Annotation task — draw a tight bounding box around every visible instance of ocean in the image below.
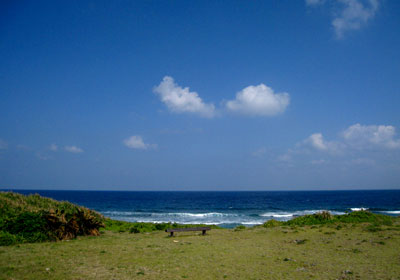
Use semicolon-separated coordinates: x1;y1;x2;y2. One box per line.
7;190;400;228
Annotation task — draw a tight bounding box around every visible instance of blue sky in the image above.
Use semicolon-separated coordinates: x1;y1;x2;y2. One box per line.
1;0;400;190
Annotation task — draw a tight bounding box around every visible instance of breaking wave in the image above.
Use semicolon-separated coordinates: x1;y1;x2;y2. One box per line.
100;209;359;227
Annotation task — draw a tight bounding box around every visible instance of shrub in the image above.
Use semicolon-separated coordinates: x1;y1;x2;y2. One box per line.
336;211;393;226
0;192;105;245
285;211;334;226
0;231;18;246
262;219;283;228
259;210;395;228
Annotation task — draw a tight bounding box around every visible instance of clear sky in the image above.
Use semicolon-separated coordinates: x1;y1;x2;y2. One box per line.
1;0;400;190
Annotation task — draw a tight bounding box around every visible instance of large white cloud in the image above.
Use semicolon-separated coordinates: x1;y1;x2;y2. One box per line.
342;123;400;149
332;0;379;38
65;146;84;153
226;84;290;116
123;135;156;150
154;76;215;118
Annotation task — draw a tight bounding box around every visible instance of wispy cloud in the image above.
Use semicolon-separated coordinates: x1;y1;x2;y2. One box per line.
65;146;84;153
226;84;290;116
123;135;157;150
306;0;380;38
333;0;379;38
154;76;215;118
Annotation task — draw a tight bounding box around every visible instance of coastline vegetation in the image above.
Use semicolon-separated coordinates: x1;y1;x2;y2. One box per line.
0;191;105;245
0;192;219;245
260;210;394;228
1;192;400;279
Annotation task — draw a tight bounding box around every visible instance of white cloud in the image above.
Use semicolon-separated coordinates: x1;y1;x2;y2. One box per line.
302;123;400;153
123;135;156;150
306;0;324;6
333;0;379;38
302;123;400;154
307;0;380;38
0;139;8;150
308;133;328;150
342;123;400;149
49;144;58;151
65;146;84;153
304;133;343;154
226;84;290;116
154;76;215;118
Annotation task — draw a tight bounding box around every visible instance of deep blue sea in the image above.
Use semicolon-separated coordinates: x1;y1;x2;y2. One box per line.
5;190;400;228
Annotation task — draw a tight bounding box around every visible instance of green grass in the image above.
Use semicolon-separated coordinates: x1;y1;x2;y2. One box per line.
2;192;400;279
1;221;400;279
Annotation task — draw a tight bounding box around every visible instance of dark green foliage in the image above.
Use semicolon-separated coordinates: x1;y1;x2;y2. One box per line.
260;210;395;228
4;212;49;243
336;210;393;225
0;231;18;246
285;211;333;226
0;191;105;246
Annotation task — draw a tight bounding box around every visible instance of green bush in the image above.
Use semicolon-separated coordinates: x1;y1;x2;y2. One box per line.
259;210;395;228
286;211;334;226
0;192;105;245
262;219;283;228
336;211;393;225
0;231;18;246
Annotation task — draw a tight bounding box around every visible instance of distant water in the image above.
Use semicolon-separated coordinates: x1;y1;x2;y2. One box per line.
5;190;400;228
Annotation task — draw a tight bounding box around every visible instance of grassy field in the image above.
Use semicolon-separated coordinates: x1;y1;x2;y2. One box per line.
1;222;400;280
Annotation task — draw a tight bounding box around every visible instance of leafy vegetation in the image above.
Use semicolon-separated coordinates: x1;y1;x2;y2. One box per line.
261;210;394;228
1;192;221;245
0;192;105;245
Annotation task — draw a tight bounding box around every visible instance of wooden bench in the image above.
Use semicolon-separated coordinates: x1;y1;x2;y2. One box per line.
165;227;211;237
